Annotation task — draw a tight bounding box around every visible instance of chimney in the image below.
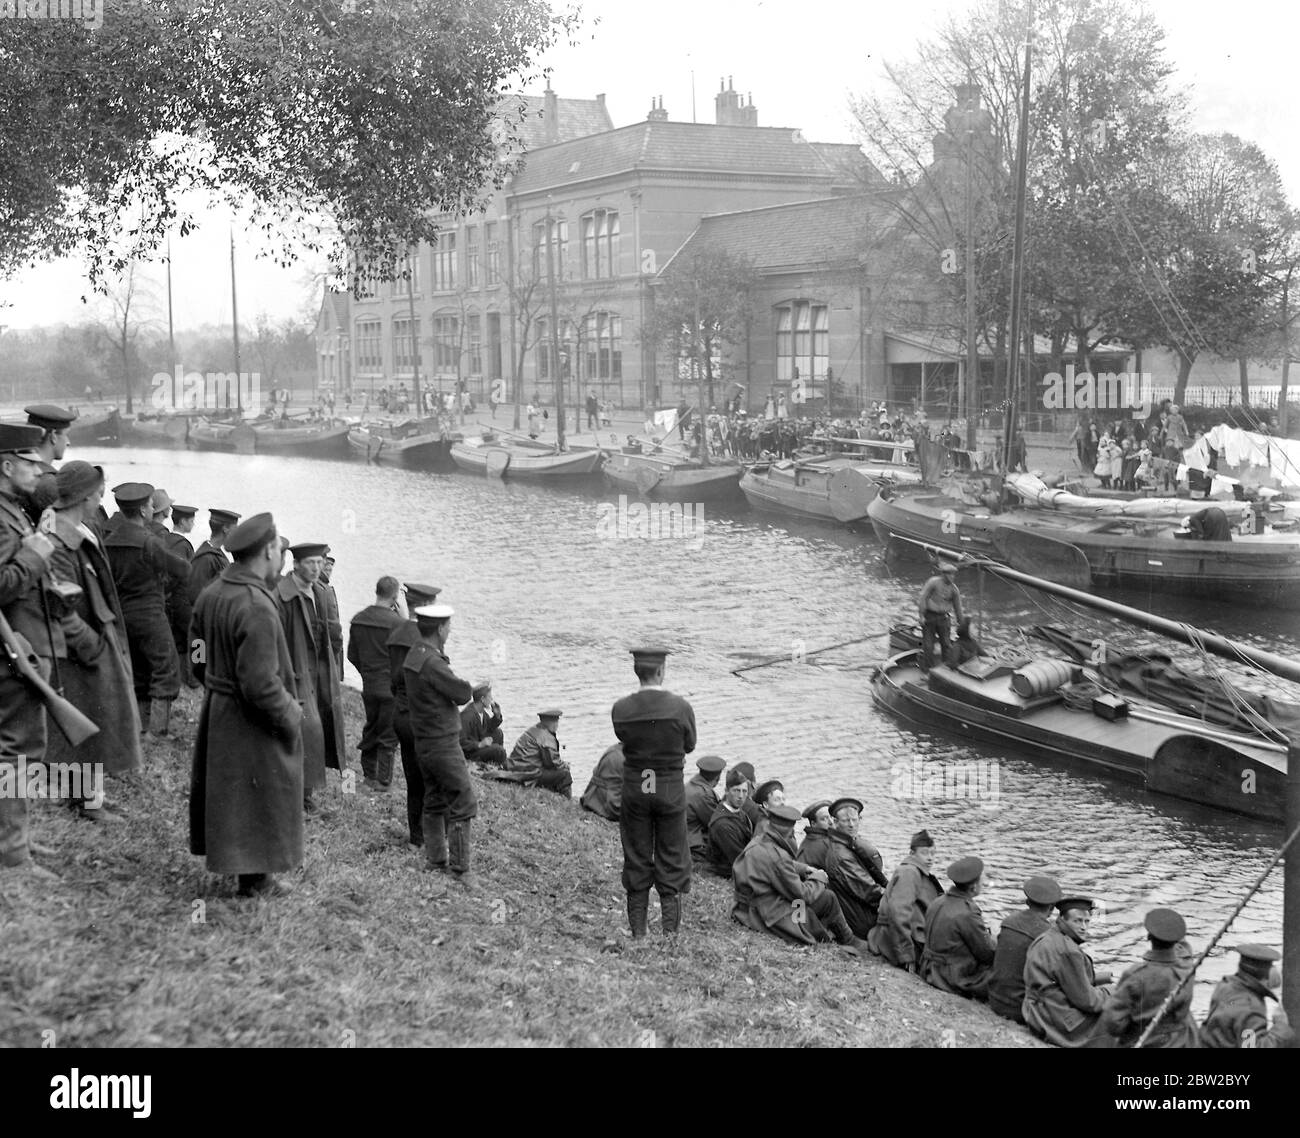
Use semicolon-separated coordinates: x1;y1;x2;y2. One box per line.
740;92;758;128
544;84;558;144
715;76;742;126
647;95;668;122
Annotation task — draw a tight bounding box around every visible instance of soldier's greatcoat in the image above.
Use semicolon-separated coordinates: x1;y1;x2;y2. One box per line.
1101;946;1199;1048
1021;920;1110;1046
867;853;943;968
921;889;998;998
187;541;229;605
988;908;1052;1023
188;563;304;874
684;773;717;859
275;575;345;789
580;744;624;820
731;826;824;946
1200;973;1294;1049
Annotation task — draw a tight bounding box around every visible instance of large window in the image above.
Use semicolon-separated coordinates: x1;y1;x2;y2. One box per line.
392;317;421;371
580;209;620;279
355;319;383;372
465;226;480;288
582;312;622;381
487;313;503;380
535;318;575;382
432;232;458;291
484;222;501;287
775;301;829;381
390;249;420;297
432;316;459;374
467;314;482;376
532;218;569;280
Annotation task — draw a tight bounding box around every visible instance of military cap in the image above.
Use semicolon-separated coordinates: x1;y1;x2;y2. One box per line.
753;779;784;805
801;799;833;821
53;461;104;509
537;708;563;720
947;856;984;885
1023;876;1063;906
404;582;443;606
829;797;864;819
325;554;336;564
732;761;756;784
170;504;198;518
288;542;329;560
725;768;749;789
910;828;935;850
24;404;77;431
766;803;801;827
938;560;958;573
696;754;726;774
471;681;492;698
1144;908;1187;943
279;536;292;551
629;645;671;665
413;603;455;622
209;508;241;528
1234;944;1279;979
225;513;278;556
0;423;46;458
1056;895;1094;914
112;481;154;506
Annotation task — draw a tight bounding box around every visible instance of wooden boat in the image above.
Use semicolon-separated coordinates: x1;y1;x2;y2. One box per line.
741;451;922;523
122;414;191;448
347;419;457;469
450;436;605;480
188;418;257;453
871;644;1286;824
67;409;123;446
867;487;1300;608
251;419;351;457
603;449;742;501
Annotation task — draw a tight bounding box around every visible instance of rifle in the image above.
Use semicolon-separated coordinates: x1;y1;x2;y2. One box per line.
0;609;99;747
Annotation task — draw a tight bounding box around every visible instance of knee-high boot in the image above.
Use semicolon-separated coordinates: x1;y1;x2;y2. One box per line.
447;819;473;884
660;892;682;936
627;890;650;939
424;814;448;870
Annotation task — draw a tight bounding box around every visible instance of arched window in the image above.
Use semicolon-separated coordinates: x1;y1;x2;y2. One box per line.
775;301;828;381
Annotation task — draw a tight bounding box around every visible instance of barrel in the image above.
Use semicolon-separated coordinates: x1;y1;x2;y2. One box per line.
1010;659;1078;697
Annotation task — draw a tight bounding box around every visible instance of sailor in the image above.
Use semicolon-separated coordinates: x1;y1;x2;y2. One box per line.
1100;908;1200;1048
347;576;406;792
579;743;625;821
988;876;1061;1023
504;710;572;796
868;829;943;971
751;779;785;839
23;404;77;517
820;797;889;937
1200;944;1294;1049
917;561;963;672
459;681;506;766
1021;893;1112;1046
684;754;726;863
705;769;753;878
386;582;442;848
612;646;696;938
318;553;344;673
920;856;997;999
188;509;241;605
732;760;761;826
796;800;834;867
167;504;199;687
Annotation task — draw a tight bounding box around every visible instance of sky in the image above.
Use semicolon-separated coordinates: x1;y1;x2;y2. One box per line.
1;0;1297;334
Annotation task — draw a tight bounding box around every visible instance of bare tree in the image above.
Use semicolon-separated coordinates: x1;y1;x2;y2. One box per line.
96;264;161;414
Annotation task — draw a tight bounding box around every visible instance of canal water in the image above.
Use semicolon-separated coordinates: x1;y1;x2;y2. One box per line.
82;444;1300;1016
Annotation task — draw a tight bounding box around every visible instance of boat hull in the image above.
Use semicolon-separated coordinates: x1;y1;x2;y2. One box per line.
122;417;191;448
348;427;455;469
451;441;604;479
188;421;256;453
603;452;742;500
252;422;351;457
740;456;919;522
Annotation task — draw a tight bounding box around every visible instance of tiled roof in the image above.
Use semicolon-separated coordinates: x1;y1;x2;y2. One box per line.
663;195;892;274
499;93;615;151
510;121;855;193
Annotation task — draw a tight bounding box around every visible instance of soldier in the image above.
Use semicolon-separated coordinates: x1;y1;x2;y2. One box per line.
705;770;753;878
404;603;476;881
612;646;696;938
1201;944;1294;1049
167;503;199;687
503;710;572;796
751;779;785;839
819;797;889;937
188;512;304;898
921;856;998;999
988;876;1062;1023
47;462;141;823
187;509;240;606
684;754;725;864
579;743;625;820
103;482;190;736
318;553;343;674
459;681;506;766
347;576;405;792
0;423;61;879
24;404;77;518
386;582;442;848
868;829;943;971
1101;908;1200;1048
1022;893;1112;1046
796;800;834;866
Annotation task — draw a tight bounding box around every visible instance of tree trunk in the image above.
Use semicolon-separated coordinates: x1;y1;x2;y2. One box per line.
1238;355;1250;407
1173;348;1195;407
1280;354;1290;435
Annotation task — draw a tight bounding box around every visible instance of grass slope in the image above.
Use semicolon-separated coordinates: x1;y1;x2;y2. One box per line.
1;688;1040;1048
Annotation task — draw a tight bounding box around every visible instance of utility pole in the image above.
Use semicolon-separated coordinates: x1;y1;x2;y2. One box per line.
545;207;566;450
406;250;421;417
167;237;177;412
230;230;242;415
964;85;978;450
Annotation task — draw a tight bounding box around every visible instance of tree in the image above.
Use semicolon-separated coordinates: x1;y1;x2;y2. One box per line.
96;265;161;414
0;1;580;288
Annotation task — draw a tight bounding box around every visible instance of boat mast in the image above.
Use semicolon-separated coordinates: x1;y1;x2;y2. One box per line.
963;77;978;451
229;229;242;416
167;236;176;412
406;248;421;418
696;280;710;466
1002;27;1032;473
545;203;566;451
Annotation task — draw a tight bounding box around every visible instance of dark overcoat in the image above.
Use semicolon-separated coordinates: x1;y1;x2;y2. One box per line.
189;562;304;875
273;576;333;789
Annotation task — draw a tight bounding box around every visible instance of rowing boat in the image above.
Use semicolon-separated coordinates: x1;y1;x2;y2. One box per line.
450;437;605;480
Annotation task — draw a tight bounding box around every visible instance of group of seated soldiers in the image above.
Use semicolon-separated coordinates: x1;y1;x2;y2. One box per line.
579;751;1292;1049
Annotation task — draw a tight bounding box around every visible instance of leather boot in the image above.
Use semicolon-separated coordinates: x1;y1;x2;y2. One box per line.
626;890;650;939
660;892;682;936
424;814;448;870
147;698;171;737
447;819;473;885
826;909;869;957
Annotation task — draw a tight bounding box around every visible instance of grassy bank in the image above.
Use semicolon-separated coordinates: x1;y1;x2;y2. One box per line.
1;688;1039;1048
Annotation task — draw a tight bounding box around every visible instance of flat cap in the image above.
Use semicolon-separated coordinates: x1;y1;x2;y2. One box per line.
537;708;563;720
404;582;443;606
1144;908;1187;943
696;754;726;774
208;508;241;528
150;488;172;512
829;797;864;818
1023;876;1063;905
753;779;784;805
413;603;454;621
801;799;833;821
1056;895;1094;914
288;542;329;560
766;803;801;826
24;404;77;430
732;761;756;784
947;856;984;885
910;828;935;850
170;504;198;518
471;681;492;698
0;423;46;458
629;645;671;666
53;461;104;509
225;512;277;556
112;481;154;506
938;560;958;573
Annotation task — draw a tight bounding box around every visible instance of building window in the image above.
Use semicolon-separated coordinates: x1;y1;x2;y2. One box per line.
432;232;458;291
532;218;568;280
390;249;421;297
467;314;482;376
431;316;459;374
582;312;622;381
487;313;503;380
535;318;575;382
355;319;383;372
466;226;480;288
775;301;828;382
485;222;501;287
392;316;421;372
580;209;620;279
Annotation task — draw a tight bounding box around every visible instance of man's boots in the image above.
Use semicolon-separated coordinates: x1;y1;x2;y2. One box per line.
826;909;869;958
660;892;682;936
627;890;650;939
447;819;473;885
424;814;448;871
147;699;171;737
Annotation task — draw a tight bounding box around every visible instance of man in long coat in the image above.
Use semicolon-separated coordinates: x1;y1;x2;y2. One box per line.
1101;908;1200;1048
503;710;572;796
386;582;442;847
820;797;888;937
579;743;625;820
868;829;942;970
920;856;998;999
347;575;405;790
189;513;303;898
163;499;198;687
1022;894;1112;1046
47;461;142;821
988;876;1061;1024
1201;944;1293;1049
684;754;725;863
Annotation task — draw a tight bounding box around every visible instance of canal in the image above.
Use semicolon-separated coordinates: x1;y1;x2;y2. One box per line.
82;444;1300;1015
